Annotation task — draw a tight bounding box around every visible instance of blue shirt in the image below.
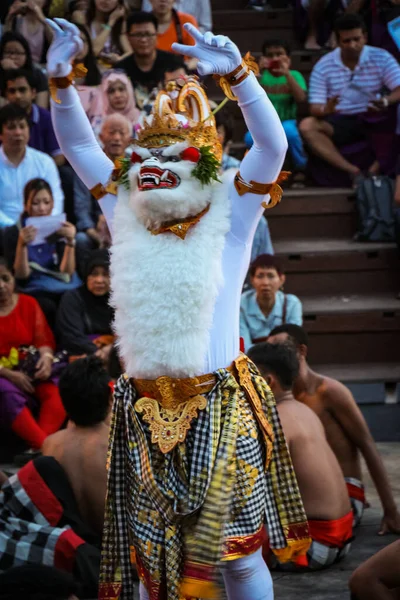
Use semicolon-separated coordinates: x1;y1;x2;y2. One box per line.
240;289;303;352
251;217;274;263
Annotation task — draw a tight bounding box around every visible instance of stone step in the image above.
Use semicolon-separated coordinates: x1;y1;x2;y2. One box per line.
212;9;296;49
302;294;400;364
275;238;400;296
268;187;357;239
314;362;400;383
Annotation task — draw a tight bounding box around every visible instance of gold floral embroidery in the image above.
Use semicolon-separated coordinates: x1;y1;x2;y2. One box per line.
135;395;207;454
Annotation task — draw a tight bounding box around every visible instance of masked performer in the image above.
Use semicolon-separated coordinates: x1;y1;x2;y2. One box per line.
46;19;310;600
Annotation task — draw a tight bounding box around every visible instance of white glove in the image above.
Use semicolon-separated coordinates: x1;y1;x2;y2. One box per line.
172;23;242;77
46;18;83;78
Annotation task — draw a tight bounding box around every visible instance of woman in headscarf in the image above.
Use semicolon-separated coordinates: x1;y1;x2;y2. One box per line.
87;69;140;140
56;249;115;362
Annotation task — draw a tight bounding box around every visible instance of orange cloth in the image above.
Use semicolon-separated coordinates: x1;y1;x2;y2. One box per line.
156;11;198;54
346;481;366;504
307;511;353;548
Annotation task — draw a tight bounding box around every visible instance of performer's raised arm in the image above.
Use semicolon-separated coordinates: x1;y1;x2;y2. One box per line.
46;19;116;228
173;25;288;239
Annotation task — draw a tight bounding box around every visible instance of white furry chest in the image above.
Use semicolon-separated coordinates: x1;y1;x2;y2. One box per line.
110;185;231;378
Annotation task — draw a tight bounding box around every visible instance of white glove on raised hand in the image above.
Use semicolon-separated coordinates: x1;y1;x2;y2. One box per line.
46;18;83;78
172;24;242;77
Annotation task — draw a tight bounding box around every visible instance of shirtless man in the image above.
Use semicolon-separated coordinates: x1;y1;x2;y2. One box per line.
267;324;400;535
249;342;353;570
42;356;112;536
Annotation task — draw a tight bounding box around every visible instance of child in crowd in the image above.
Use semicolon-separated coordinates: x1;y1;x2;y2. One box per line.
245;39;308;179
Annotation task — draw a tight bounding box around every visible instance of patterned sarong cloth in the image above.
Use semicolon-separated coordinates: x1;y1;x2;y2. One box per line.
99;355;310;600
345;477;366;528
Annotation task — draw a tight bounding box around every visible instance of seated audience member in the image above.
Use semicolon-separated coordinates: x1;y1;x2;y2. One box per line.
0;565;80;600
267;324;400;534
0;31;48;108
249;342;353;570
74;113;129;264
63;23;101;113
56;249;114;360
115;11;185;109
298;0;341;50
148;0;197;57
349;539;400;599
0;462;101;598
0;258;66;451
3;178;80;327
4;0;53;66
73;0;130;69
0;104;64;228
43;356;112;536
142;0;212;33
240;254;303;352
300;14;400;184
245;39;307;177
3;69;65;165
87;69;140;139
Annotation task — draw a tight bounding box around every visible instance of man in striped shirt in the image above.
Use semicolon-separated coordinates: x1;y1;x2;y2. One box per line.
299;13;400;181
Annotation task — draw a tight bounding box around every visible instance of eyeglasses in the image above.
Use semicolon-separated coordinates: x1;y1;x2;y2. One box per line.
128;32;157;39
3;50;26;57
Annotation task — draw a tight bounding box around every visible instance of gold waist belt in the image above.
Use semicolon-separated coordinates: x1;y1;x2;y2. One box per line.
132;365;235;454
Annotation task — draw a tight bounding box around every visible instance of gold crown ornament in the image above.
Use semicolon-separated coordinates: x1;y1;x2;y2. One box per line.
135;76;223;164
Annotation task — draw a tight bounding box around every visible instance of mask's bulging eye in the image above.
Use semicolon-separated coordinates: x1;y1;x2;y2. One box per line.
180;147;201;163
130;152;142;164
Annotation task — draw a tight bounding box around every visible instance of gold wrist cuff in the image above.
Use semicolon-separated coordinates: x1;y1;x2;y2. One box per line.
234;170;290;209
213;52;259;102
49;62;88;104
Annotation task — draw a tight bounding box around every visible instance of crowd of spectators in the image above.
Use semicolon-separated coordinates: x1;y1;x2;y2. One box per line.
0;0;400;598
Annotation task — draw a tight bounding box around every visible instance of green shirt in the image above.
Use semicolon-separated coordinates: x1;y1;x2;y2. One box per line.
260;69;307;122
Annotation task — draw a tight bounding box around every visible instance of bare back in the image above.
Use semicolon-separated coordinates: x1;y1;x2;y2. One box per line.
42;422;109;535
278;398;351;521
296;374;362;480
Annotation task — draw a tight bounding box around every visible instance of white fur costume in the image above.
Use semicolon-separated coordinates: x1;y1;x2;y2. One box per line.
48;26;287;380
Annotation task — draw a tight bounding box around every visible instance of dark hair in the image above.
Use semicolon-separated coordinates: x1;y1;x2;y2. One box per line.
86;0;125;54
24;178;53;206
0;31;34;71
0;103;29;133
85;248;110;280
0;256;12;273
269;324;309;347
58;356;111;427
215;110;234;144
262;38;291;56
334;13;367;37
73;23;101;86
249;253;283;277
248;342;299;390
0;564;79;600
4;68;36;91
127;10;158;31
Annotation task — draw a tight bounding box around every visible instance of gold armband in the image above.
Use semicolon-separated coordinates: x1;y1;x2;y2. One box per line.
234;170;290;209
213;52;259;102
49;62;88;104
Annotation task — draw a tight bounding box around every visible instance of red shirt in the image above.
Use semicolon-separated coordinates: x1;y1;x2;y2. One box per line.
0;294;55;356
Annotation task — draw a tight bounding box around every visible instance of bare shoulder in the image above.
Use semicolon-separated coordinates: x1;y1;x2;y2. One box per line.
42;429;66;456
321;376;356;407
278;399;324;436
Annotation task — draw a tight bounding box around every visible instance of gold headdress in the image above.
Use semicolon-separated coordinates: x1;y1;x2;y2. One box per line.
136;77;223;163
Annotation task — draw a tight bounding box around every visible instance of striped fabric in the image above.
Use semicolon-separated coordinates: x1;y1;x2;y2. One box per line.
99;357;309;600
309;46;400;114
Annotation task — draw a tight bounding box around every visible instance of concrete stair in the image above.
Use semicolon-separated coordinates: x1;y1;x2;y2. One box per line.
270;187;400;405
